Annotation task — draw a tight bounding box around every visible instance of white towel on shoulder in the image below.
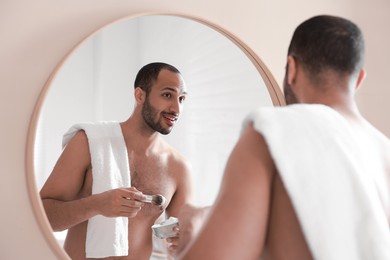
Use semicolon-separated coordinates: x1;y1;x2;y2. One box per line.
243;104;390;260
63;121;131;258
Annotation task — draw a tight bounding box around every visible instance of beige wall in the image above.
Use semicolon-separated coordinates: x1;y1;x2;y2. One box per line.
1;0;389;259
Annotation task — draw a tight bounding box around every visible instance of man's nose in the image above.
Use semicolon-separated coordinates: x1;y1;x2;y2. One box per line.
169;99;181;114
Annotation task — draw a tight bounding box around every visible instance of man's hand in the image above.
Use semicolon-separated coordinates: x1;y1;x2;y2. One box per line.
97;186;147;218
166;204;210;256
166;226;180;256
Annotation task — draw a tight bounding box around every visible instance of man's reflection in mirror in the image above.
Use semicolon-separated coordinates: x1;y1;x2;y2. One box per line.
40;62;193;259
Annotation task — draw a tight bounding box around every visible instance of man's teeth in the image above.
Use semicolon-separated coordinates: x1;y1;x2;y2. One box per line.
164;115;177;121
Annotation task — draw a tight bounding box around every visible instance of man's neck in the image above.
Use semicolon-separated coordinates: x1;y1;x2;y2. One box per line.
303;73;363;120
120;116;160;153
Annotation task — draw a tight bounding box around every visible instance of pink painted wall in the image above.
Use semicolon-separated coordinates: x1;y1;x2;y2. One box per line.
1;0;389;259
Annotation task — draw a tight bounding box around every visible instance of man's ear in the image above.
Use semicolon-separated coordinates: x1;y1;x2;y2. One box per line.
287;55;297;86
134;87;145;104
355;69;366;90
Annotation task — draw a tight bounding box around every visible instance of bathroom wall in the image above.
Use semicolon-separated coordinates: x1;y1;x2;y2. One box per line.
1;0;389;259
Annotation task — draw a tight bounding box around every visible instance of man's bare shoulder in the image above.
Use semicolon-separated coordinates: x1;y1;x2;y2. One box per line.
168;149;191;181
158;138;189;167
155;138;192;193
65;129;89;149
40;129;92;200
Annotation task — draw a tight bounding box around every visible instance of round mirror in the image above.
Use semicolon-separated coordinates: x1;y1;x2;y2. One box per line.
27;13;284;259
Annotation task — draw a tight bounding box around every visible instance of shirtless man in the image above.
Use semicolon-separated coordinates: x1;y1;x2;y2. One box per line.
40;62;193;260
176;15;390;259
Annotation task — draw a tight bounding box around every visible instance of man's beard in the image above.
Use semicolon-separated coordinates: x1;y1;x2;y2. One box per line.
141;97;172;135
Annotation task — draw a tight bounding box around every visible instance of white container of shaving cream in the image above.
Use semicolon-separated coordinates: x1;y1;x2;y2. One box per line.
151;217;179;239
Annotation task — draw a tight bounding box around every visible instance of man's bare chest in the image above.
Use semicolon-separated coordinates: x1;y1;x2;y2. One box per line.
129;153;174;191
129;154;176;214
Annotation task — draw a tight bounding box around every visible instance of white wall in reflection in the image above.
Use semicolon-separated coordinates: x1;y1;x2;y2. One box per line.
34;16;274;244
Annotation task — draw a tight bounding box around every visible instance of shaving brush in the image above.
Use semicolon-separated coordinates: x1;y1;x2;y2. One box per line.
141;194;167;206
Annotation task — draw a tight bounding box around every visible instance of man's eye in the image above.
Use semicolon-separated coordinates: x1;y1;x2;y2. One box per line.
179;96;186;103
163;93;172;98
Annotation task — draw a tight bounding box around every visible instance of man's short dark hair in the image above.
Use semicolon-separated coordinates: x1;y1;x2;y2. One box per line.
134;62;181;94
288;15;365;82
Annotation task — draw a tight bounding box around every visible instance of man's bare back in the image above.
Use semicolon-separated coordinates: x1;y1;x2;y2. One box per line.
177;117;390;259
177;15;390;259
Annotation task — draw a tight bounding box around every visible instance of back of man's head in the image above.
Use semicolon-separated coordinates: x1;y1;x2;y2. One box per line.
288;15;365;82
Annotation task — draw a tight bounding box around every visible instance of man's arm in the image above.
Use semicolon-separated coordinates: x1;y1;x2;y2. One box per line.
177;123;276;259
40;131;145;231
164;156;194;255
174;204;210;255
165;157;194;218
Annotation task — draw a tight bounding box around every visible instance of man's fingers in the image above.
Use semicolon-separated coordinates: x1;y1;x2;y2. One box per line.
168;244;178;254
130;192;147;202
119;206;142;213
167;237;179;245
121;187;147;201
173;226;180;233
118;204;143;217
122;198;144;208
167;241;179;256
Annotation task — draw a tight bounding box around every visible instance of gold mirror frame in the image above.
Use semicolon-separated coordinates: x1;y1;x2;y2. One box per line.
25;12;285;259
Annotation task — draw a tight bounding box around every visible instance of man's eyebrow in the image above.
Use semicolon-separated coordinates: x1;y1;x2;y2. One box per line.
162;87;188;95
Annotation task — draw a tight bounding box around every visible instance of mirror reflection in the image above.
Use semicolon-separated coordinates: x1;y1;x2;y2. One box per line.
34;15;278;259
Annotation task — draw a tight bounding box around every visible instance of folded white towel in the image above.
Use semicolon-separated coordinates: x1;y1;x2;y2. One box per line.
63;121;131;258
244;104;390;260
